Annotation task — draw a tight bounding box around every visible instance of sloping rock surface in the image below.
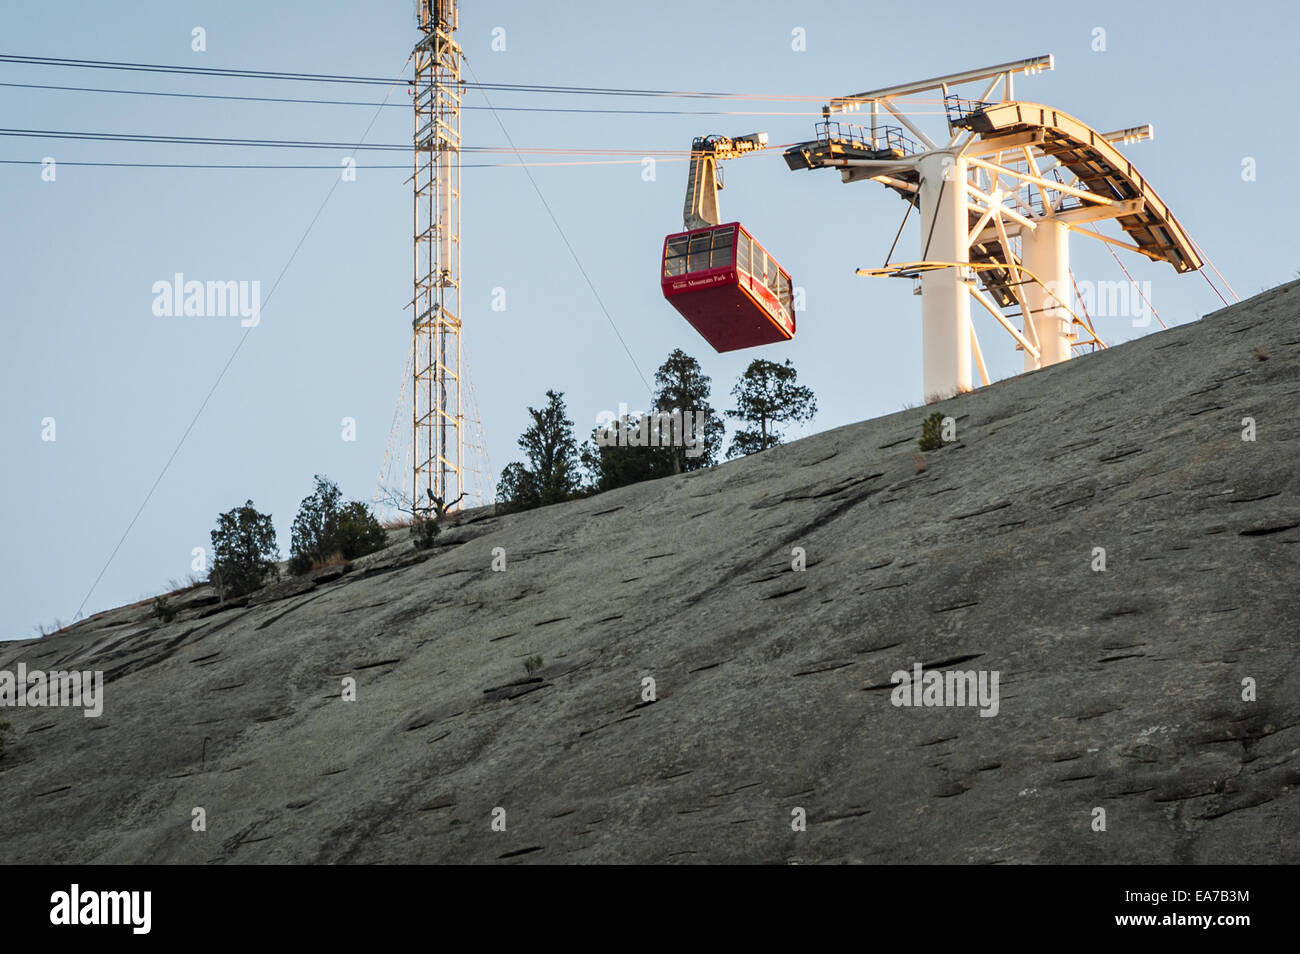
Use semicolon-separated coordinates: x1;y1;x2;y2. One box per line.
2;282;1298;863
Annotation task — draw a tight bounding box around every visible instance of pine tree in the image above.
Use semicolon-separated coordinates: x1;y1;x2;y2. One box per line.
209;500;280;599
653;348;719;472
498;390;581;511
289;476;342;574
496;462;541;514
579;415;674;493
289;476;387;573
725;358;817;458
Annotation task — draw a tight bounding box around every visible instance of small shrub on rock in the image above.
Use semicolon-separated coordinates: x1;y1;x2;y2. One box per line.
410;516;440;551
919;412;945;452
153;596;178;622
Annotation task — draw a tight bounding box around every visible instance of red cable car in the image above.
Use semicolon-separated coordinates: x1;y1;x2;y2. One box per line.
661;222;795;353
660;132;796;353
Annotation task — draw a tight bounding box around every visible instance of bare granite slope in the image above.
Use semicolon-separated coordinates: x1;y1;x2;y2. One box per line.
2;282;1298;864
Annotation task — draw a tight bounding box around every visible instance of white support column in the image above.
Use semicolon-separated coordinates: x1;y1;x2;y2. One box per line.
917;151;972;398
1019;219;1072;370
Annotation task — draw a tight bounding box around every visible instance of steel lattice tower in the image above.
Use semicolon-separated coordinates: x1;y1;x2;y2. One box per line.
412;0;463;515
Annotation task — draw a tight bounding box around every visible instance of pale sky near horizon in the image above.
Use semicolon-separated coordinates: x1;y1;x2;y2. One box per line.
2;0;1296;638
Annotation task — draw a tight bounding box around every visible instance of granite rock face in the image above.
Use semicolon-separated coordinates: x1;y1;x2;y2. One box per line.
2;282;1298;864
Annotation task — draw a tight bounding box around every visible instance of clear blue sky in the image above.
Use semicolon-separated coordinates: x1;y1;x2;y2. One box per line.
2;0;1296;638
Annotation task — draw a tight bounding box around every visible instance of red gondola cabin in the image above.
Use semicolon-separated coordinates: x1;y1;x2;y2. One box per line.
661;223;795;352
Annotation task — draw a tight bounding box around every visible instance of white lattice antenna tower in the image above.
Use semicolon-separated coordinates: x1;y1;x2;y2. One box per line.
412;0;464;514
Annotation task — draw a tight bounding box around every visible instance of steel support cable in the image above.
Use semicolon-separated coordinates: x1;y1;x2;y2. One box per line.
462;54;652;400
1106;241;1167;328
0;53;958;108
0;80;826;116
1187;236;1239;304
883;199;914;266
920;175;946;262
0;128;714;154
1199;267;1230;308
0;129;798;162
0;157;693;169
1068;267;1102;347
72;53;414;622
375;348;414;511
1076;223;1169;329
0;53;831;100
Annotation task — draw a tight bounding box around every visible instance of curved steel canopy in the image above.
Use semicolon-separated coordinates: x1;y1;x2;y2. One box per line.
954;101;1202;273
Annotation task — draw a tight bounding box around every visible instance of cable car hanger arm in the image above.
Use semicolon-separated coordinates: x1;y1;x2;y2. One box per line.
681;132;767;230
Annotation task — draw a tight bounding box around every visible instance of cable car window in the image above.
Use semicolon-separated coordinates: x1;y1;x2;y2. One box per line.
687;232;712;272
777;273;792;313
710;227;734;268
736;231;752;275
663;236;689;277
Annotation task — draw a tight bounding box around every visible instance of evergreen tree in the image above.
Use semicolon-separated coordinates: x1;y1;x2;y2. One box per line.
497;390;580;511
725;358;817;458
289;476;342;574
496;461;541;514
579;415;674;493
209;500;280;598
289;476;387;574
653;348;719;472
334;500;389;559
